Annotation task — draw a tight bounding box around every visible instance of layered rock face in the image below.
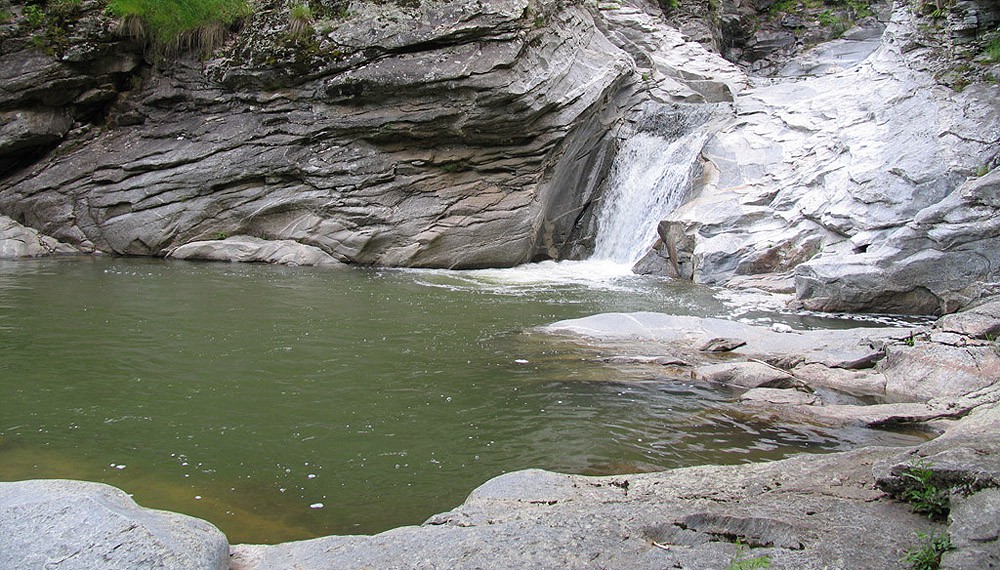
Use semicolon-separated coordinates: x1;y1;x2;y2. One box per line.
660;1;1000;314
0;0;739;269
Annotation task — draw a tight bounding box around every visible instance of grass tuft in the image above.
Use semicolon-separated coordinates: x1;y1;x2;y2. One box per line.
106;0;252;56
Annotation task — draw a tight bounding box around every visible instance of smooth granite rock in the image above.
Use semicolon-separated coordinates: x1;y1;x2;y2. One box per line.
168;235;344;267
0;479;229;570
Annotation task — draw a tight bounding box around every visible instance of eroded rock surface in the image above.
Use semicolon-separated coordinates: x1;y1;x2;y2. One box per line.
657;2;1000;314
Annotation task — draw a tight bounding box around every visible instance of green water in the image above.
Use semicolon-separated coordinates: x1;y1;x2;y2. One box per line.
0;257;926;543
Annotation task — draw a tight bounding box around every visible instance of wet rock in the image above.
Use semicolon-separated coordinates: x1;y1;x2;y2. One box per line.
168;236;344;267
739;387;821;406
599;355;691;366
0;479;229;570
541;312;905;368
692;361;802;389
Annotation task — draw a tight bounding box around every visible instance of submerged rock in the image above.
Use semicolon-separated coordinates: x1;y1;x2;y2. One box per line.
0;479;229;570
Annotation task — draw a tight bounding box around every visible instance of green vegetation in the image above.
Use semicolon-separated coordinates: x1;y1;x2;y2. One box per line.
23;4;46;28
769;0;823;15
899;460;950;520
726;540;772;570
900;533;953;570
288;3;314;37
986;35;1000;62
16;0;86;54
106;0;251;55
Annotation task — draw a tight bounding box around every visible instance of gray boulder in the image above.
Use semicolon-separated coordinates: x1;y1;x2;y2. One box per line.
796;170;1000;315
0;479;229;570
879;340;1000;402
0;215;77;258
942;488;1000;570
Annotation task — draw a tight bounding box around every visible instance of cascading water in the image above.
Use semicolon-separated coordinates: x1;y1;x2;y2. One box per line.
412;114;712;290
590;130;706;267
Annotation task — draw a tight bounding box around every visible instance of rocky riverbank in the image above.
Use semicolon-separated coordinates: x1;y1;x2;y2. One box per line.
3;298;998;569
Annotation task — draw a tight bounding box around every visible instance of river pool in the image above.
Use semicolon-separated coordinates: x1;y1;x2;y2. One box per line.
0;257;927;543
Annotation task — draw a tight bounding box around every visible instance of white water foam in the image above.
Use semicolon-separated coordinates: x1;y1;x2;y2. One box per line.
409;259;640;294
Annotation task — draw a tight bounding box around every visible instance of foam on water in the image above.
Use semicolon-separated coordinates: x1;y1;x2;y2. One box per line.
409;259;638;294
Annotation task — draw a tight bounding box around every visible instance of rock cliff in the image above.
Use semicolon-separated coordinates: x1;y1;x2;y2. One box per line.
0;0;997;311
0;0;739;269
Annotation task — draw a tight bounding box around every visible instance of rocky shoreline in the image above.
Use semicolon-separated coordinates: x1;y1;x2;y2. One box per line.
3;297;998;569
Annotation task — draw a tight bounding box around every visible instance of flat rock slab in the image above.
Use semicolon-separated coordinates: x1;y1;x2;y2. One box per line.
692;361;801;389
168;236;344;267
231;446;947;569
0;479;229;570
540;312;904;367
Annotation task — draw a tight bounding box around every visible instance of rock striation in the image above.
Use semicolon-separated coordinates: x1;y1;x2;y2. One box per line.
168;235;344;266
0;0;739;269
658;0;1000;314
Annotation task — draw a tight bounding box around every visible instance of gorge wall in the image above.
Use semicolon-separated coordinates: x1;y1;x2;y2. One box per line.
0;0;998;313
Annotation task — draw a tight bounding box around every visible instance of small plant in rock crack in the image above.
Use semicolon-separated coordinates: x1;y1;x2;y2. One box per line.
726;539;771;570
900;532;953;570
900;460;950;520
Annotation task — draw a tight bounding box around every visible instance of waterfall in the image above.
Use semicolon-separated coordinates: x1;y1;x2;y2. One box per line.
590;131;705;267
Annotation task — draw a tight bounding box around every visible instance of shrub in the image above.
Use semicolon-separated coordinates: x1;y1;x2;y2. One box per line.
900;532;953;570
106;0;252;55
899;460;950;520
